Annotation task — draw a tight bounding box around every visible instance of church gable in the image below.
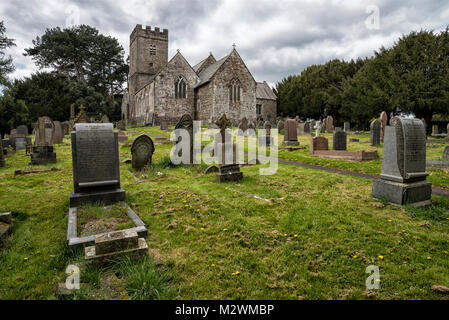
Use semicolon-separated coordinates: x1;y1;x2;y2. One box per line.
210;49;257;123
193;53;217;75
153;51;200;123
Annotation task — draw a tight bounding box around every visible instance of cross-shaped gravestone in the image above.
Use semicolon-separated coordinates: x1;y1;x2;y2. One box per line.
215;114;232;144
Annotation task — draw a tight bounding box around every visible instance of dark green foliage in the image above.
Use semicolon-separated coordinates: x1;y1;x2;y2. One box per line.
0;21;15;86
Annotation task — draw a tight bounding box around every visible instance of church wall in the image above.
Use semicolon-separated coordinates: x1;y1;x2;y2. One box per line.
196;83;214;124
257;98;277;122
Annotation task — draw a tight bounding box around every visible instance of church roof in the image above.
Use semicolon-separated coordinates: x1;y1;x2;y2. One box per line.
195;54;230;88
256;81;277;100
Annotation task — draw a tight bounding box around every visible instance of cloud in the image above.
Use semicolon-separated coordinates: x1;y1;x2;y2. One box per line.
1;0;448;87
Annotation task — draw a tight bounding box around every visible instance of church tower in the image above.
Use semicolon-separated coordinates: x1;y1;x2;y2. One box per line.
129;25;168;120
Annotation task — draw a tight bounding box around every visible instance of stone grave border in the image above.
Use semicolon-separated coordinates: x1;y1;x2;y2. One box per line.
67;201;147;251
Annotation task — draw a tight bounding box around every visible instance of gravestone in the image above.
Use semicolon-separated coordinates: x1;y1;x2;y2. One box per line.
277;120;284;133
117;120;126;131
372;117;431;206
310;120;316;135
380;111;388;142
215;114;243;183
259;121;273;146
31;117;57;165
297;122;304;136
370;119;381;146
325;116;334;133
310;136;329;155
174;114;194;164
344;122;350;132
238;117;248;132
70;123;125;207
304;122;311;135
62;122;70;136
282;119;299;146
53;121;64;144
432;125;438;135
74;105;91;124
333;129;347;151
248;121;256;131
443;146;449;159
0;138;5;167
131;134;155;170
160;121;168;130
16;125;28;136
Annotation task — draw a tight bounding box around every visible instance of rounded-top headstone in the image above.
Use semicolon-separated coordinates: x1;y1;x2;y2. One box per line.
131;134;155;170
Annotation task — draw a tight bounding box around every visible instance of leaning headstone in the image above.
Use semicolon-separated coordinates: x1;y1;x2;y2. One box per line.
215;114;243;183
432;125;438;136
31;117;57;165
380;111;388;142
344;122;350;132
52;121;64;144
282;119;299;146
333;128;347;151
70;123;125;207
370;119;381;146
310;136;329;155
443;146;449;159
372;117;431;206
0;139;5;167
238;117;248;132
131;135;155;170
174;114;194;164
277;120;284;133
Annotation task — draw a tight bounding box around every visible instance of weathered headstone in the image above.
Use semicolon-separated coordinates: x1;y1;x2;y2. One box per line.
238;117;248;132
31;117;57;165
344;122;350;132
160;121;168;130
62;122;70;136
333;128;347;151
380;111;388;142
372;117;431;206
16;125;28;136
174;114;194;164
117;120;126;131
259;121;273;146
70;123;125;207
131;134;155;170
443;146;449;159
52;121;64;144
74;105;91;124
432;125;438;135
101;115;110;123
248;121;256;131
297;122;304;136
215;114;243;183
310;136;329;155
325;116;334;133
370;119;381;146
282;119;299;146
304;122;311;135
277;120;284;133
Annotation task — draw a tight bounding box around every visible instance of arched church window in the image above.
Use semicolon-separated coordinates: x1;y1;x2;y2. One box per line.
175;76;187;99
229;79;241;102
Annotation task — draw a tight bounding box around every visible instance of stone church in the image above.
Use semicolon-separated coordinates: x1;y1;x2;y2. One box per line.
121;25;277;126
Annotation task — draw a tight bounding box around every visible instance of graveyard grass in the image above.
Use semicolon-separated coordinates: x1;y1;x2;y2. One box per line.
0;129;449;299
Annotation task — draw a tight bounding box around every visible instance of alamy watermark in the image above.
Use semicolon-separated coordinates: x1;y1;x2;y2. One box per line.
65;264;80;290
365;265;380;290
365;5;380;30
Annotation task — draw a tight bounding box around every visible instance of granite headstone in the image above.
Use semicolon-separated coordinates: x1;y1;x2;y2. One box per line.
131;134;155;170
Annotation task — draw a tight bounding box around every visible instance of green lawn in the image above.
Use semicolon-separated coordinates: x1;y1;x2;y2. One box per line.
0;129;449;300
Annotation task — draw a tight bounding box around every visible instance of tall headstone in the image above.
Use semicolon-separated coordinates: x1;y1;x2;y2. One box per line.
174;114;194;164
16;125;28;137
282;119;299;146
215;114;243;183
131;134;155;170
297;122;304;136
333;129;347;151
277;120;284;133
304;122;311;135
344;122;350;132
70;123;125;207
432;125;438;135
325;116;334;133
31;117;57;165
0;138;5;167
380;111;388;142
53;121;64;144
372;117;431;206
310;136;329;155
370;119;381;146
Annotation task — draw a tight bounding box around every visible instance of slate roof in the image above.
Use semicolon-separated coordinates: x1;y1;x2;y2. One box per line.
256;81;277;100
195;54;230;88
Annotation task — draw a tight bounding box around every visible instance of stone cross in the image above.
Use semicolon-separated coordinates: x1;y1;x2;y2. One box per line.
314;120;322;137
215;114;232;144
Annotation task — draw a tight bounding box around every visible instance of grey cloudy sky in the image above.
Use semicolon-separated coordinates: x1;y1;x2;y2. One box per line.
2;0;449;87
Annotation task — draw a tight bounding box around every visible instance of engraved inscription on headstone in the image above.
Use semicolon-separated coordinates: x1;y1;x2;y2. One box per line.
131;134;155;170
333;130;347;151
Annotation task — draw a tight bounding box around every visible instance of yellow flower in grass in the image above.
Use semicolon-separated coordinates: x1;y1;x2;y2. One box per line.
427;256;432;260
223;228;228;231
24;257;29;261
294;234;298;238
388;219;392;222
378;255;384;260
353;255;358;259
200;227;204;231
211;264;215;267
192;218;196;222
231;271;240;276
